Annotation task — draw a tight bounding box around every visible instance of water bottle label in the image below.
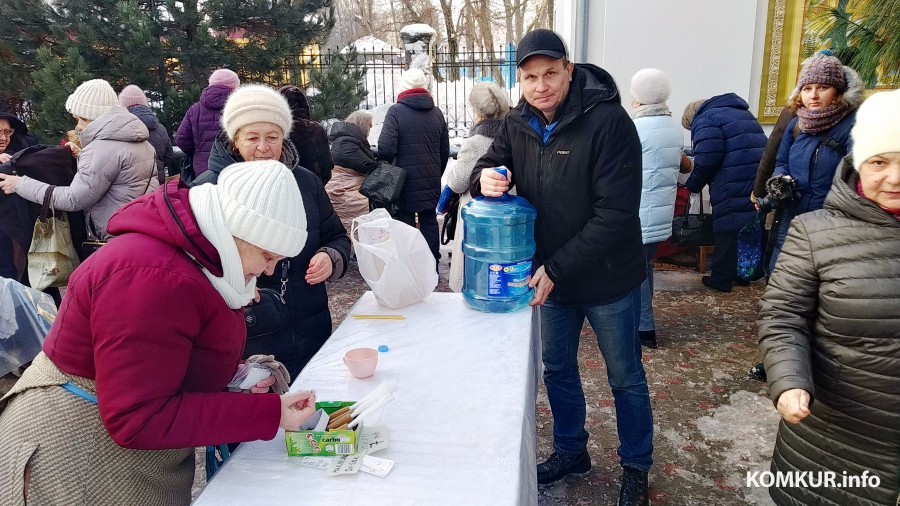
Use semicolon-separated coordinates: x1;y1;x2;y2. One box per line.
487;260;533;297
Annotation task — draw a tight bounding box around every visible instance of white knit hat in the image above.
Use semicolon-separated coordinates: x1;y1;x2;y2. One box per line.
221;84;293;140
851;89;900;171
216;161;307;257
66;79;118;120
630;68;671;105
398;68;429;93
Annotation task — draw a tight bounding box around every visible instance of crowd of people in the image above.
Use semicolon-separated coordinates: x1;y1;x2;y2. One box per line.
0;26;897;506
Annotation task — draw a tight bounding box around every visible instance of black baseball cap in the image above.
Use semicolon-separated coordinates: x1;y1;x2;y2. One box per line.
516;29;568;67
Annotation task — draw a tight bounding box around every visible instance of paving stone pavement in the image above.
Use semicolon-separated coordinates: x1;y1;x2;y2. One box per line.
2;252;781;505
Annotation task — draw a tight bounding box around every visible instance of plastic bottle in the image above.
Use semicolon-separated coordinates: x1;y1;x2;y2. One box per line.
461;167;536;312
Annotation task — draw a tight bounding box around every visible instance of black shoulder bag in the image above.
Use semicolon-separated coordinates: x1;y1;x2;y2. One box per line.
244;260;292;352
671;194;715;247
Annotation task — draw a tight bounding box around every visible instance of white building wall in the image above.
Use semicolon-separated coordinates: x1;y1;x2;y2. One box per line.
555;0;773;140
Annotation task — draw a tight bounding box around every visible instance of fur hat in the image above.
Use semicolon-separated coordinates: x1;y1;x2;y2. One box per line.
118;85;149;108
65;79;118;120
398;68;430;93
795;50;846;93
468;82;511;120
209;68;240;90
630;68;671;105
681;99;706;130
216;160;307;258
851;89;900;171
221;84;293;140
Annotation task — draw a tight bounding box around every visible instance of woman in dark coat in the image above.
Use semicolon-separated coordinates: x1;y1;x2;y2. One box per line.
0;103;39;279
767;51;863;272
759;89;900;506
377;68;449;261
682;93;767;292
119;85;173;182
278;85;334;185
193;84;350;378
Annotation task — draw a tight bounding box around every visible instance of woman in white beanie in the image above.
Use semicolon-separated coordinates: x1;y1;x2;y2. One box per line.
629;68;691;348
192;83;350;379
0;78;158;244
0;161;318;505
443;82;511;292
759;89;900;506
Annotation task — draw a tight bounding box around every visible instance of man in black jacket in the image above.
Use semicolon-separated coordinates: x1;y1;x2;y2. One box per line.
471;29;651;505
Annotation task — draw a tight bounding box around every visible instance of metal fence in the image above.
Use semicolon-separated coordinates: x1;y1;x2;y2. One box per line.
277;45;520;137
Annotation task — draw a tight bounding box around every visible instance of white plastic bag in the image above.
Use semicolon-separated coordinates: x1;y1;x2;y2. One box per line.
350;208;438;309
0;277;57;376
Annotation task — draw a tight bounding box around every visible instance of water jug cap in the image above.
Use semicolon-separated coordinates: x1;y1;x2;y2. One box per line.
493;167;508;180
378;345;389;352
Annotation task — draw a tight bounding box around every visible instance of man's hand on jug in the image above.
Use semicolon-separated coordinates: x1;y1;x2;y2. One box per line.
479;168;510;197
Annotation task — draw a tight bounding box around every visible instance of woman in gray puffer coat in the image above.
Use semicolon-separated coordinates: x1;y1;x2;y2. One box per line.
443;82;510;292
758;89;900;506
0;79;157;241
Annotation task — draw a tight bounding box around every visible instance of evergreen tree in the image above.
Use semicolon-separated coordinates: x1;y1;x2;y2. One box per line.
0;0;55;107
307;47;367;121
3;0;335;135
28;47;93;142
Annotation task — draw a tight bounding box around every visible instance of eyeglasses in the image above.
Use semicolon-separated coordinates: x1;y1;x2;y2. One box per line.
0;129;14;139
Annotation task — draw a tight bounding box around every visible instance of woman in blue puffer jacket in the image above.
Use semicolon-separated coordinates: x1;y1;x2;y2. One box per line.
767;51;863;273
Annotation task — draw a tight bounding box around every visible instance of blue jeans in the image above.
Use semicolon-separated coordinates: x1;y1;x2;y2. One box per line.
639;243;660;332
541;286;654;471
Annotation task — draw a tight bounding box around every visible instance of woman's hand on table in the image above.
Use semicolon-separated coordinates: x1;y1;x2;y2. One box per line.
279;390;317;430
776;388;810;424
305;252;332;285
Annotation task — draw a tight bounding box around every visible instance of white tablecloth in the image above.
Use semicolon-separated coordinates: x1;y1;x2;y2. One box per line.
194;291;540;506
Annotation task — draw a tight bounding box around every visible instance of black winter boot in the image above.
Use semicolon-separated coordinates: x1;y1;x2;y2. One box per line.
618;465;649;506
536;449;591;485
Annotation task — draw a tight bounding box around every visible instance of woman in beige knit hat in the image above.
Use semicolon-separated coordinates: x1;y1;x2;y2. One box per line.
189;83;351;379
0;78;158;244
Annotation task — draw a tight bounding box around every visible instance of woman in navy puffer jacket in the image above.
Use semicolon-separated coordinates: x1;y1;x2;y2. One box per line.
683;93;767;292
767;51;862;273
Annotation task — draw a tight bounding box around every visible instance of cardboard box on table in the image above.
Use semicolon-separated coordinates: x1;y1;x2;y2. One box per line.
285;401;362;456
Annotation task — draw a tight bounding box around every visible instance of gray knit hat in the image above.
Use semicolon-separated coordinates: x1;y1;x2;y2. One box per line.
630;68;671;105
66;79;118;120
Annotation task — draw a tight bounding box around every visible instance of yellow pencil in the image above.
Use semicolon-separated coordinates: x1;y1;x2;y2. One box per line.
349;314;405;320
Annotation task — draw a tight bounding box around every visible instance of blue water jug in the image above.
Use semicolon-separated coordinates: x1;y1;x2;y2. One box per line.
461;167;537;312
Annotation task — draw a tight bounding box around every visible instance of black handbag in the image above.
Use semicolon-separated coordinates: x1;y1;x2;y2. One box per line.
440;192;461;245
244;260;291;344
359;160;407;204
671;194;715;247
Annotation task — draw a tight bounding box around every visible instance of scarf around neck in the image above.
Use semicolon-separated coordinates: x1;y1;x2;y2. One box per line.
631;103;672;120
188;185;257;309
797;102;850;135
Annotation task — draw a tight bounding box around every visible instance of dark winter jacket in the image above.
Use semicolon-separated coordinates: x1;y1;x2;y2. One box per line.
378;89;450;213
127;105;173;183
280;86;334;185
471;64;645;305
175;85;232;177
202;135;351;378
752;107;796;199
329;121;376;175
773;112;855;217
685;93;766;233
759;159;900;506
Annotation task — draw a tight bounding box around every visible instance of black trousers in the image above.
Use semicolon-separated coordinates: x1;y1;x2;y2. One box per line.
395;210;441;261
708;231;739;290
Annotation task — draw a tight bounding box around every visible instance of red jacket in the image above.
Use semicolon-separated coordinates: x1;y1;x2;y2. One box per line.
43;181;281;450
